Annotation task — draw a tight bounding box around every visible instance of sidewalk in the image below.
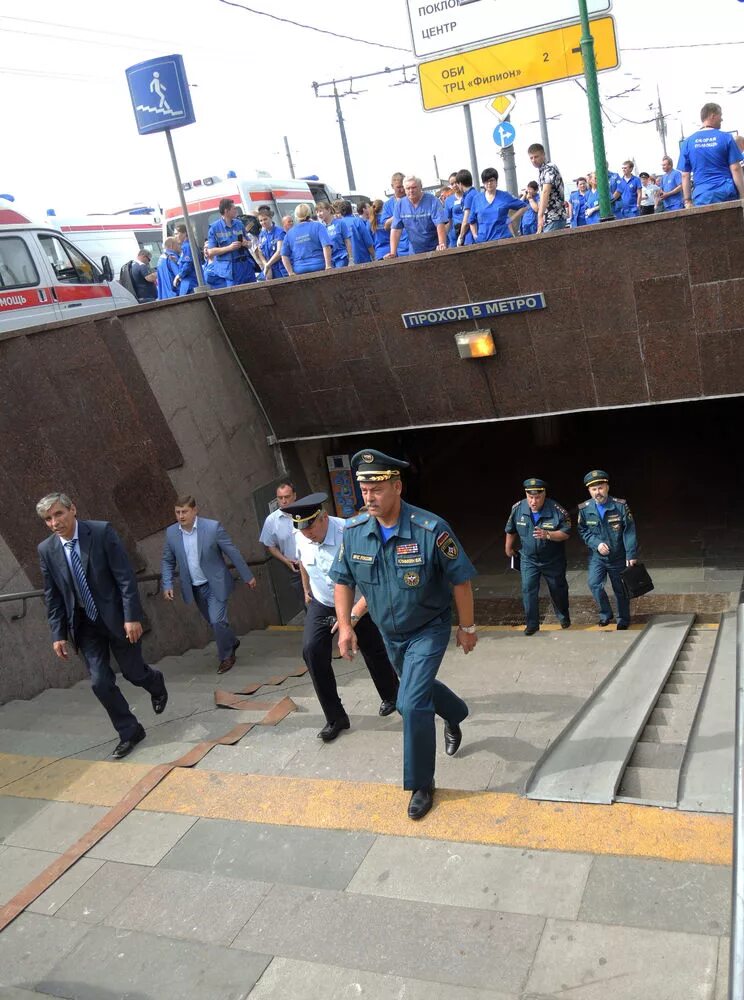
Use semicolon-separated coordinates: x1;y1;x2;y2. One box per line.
0;625;732;999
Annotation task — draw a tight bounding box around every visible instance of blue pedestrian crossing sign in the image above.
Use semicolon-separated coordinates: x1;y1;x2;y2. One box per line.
492;121;516;148
125;54;196;135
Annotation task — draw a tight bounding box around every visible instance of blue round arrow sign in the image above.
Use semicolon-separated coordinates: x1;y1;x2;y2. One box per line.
493;121;516;148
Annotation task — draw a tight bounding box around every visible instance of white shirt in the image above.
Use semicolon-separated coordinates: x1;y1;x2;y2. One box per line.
640;182;661;207
294;516;344;607
179;517;207;586
259;507;298;560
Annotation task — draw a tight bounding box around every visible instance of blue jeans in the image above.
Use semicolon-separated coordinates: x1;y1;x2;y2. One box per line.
543;219;568;232
192;583;237;661
383;612;468;790
587;556;630;625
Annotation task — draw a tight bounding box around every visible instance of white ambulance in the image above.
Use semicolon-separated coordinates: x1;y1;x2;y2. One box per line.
48;208;164;273
0;201;137;332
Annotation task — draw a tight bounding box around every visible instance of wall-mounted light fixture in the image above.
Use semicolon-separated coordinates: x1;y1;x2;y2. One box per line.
455;329;495;359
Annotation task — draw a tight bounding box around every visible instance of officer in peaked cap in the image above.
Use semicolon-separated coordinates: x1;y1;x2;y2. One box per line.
284;493;398;742
505;478;572;636
329;448;478;822
577;470;638;629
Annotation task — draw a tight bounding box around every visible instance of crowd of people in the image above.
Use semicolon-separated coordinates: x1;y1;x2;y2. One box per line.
122;100;744;303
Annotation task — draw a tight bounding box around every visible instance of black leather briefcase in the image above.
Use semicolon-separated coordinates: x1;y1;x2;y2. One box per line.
620;562;654;599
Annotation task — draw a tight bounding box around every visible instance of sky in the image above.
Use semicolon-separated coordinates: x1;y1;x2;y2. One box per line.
2;0;743;219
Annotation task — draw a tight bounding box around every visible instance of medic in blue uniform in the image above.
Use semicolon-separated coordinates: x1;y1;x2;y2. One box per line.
175;237;197;296
678;102;744;206
584;174;601;224
470;166;527;243
330;450;477;822
577;469;638;630
381;172;410;256
257;207;289;279
280;204;333;275
389;177;448;256
206;198;256;287
608;166;622;218
658;156;684;211
617;162;641;219
156;239;180;299
335;200;374;264
520;182;540;235
505;478;571;636
316;201;348;268
568;177;589;228
368;199;391;259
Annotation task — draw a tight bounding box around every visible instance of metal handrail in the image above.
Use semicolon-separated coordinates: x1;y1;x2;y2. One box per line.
0;559;272;622
731;601;744;1000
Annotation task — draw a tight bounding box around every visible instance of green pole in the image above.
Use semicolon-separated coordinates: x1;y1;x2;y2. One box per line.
577;0;613;220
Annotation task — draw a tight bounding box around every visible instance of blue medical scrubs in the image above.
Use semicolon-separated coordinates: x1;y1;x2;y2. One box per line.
176;239;197;296
577;496;638;626
505;498;571;631
659;168;684;211
339;215;373;264
381;196;409;256
281;220;333;274
584;189;600;223
156;249;179;299
608;170;622;217
324;218;349;268
444;193;459;248
678;128;742;204
391;193;447;254
470;190;524;243
520;199;538;235
569;190;588;227
368;220;390;259
617;175;641;218
330;500;475;791
258;225;288;278
207;216;256;287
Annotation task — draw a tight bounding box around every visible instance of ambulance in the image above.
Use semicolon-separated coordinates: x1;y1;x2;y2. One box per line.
47;207;164;273
0;200;137;332
162;172;318;244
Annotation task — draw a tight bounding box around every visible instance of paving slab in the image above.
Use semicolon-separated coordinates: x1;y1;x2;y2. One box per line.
232;883;544;992
579;854;731;936
0;913;91;991
347;836;592;919
27;858;104;916
249;957;518;999
158;817;375;890
105;867;270;945
36;924;271;1000
55;861;150;924
715;936;729;1000
0;847;60;906
0;731;101;758
525;917;718;999
4;801;108;853
86;810;197;866
0;796;50;843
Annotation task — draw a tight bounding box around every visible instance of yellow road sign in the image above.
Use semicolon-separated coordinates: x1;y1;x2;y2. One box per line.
487;93;517;122
419;16;619;112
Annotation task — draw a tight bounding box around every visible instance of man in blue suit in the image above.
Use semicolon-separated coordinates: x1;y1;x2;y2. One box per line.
37;492;168;760
161;495;257;674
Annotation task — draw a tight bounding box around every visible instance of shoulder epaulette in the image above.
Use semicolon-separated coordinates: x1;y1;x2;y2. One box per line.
611;496;627;505
578;500;591;509
345;512;370;527
511;500;522;510
409;511;438;532
554;502;569;516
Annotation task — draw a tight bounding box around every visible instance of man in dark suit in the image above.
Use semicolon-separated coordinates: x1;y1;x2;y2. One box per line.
36;492;168;759
161;495;257;674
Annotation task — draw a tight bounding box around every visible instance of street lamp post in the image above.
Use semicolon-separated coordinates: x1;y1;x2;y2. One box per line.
577;0;613;220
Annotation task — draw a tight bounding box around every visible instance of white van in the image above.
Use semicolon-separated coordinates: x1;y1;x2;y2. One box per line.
0;223;137;332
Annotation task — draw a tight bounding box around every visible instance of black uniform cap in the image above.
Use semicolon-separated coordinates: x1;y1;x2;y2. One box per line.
282;492;328;528
352;449;410;483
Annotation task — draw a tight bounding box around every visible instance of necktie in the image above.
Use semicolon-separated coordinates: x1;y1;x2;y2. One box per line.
65;540;98;621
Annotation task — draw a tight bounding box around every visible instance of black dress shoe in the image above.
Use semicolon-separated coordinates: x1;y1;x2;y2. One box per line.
524;625;539;636
151;688;168;715
598;618;614;627
112;726;145;759
379;700;397;717
560;619;571;629
444;721;462;756
616;622;629;631
317;717;350;742
408;784;434;820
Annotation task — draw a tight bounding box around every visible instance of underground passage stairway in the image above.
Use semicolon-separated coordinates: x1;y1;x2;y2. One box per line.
525;613;735;812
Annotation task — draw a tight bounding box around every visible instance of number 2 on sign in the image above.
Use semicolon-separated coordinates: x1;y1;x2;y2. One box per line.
543;52;549;61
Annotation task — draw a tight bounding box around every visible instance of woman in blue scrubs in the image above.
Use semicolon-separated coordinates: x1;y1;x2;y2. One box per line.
469;167;527;243
367;200;391;260
280;204;333;275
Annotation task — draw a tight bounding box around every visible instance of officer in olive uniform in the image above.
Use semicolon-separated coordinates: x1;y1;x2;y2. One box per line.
330;450;478;822
505;478;571;636
577;469;638;629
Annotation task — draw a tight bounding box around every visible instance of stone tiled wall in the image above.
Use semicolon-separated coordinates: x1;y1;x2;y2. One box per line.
210;202;744;441
0;298;281;703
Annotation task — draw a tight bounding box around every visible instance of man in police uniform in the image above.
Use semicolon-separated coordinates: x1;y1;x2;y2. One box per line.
286;493;398;742
577;470;638;630
330;450;477;821
505;478;571;636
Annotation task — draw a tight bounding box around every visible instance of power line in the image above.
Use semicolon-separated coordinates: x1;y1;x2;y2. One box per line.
620;41;744;51
216;0;412;52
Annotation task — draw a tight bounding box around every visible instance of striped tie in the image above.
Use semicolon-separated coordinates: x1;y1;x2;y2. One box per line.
65;540;98;621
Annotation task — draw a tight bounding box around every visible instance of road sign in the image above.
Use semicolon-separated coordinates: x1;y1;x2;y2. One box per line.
406;0;611;59
487;93;517;122
492;122;516;148
418;16;619;112
125;54;196;136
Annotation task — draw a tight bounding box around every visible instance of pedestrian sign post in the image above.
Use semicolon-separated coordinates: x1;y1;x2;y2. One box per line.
493;122;516;148
125;54;205;290
125;55;196;136
418;16;619;111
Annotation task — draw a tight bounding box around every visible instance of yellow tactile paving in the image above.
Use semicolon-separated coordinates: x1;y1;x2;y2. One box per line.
1;758;152;806
0;753;57;790
139;769;733;867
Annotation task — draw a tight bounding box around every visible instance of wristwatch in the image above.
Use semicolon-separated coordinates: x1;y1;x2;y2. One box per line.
350;614;359;624
459;624;477;634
